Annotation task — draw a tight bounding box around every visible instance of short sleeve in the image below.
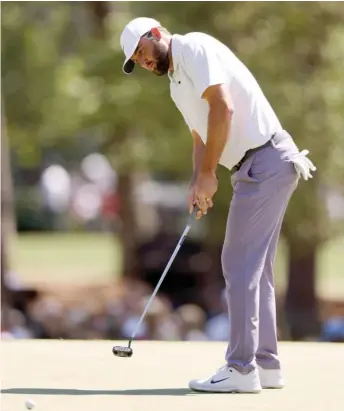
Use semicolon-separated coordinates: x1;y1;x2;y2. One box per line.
181;39;228;98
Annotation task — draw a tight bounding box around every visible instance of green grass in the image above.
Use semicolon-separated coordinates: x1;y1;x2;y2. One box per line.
8;233;344;299
10;233;122;286
2;341;344;411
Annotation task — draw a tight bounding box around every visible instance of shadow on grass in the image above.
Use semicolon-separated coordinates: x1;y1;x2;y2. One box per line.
1;388;197;396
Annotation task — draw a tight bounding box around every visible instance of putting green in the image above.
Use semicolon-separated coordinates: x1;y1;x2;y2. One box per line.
2;340;344;410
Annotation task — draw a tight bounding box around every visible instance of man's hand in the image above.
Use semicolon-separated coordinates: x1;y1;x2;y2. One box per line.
188;180;203;219
191;171;218;219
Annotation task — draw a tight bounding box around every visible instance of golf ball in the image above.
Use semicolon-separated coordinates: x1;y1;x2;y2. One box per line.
25;399;35;409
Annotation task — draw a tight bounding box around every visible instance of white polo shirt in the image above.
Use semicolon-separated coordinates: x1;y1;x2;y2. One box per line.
168;33;282;170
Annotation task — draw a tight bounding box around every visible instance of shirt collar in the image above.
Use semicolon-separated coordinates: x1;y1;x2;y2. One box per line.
169;34;184;78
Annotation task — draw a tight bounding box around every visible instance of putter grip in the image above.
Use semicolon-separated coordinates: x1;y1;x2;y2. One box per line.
190;205;200;219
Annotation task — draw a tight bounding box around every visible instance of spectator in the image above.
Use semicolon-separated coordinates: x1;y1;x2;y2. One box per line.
175;304;208;341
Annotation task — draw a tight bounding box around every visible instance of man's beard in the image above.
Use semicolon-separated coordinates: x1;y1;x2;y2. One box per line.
153;46;170;76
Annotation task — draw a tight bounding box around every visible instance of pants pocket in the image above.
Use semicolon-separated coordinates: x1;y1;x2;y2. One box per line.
231;156;259;192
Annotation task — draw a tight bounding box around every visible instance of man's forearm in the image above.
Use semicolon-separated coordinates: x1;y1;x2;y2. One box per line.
200;103;233;174
191;130;205;182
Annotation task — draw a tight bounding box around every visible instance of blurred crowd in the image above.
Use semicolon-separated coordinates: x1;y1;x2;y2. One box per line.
2;275;344;343
1;277;230;342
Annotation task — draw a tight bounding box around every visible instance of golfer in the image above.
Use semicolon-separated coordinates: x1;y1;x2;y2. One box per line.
120;17;316;393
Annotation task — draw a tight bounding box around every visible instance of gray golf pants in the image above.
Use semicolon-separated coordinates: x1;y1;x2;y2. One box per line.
223;130;300;372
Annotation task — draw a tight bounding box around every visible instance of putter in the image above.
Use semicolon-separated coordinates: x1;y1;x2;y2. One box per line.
112;206;200;358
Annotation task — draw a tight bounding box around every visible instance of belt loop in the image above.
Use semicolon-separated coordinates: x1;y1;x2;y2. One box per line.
272;130;290;145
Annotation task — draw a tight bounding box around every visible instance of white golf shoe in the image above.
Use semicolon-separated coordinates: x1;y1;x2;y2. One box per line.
188;365;262;393
258;365;285;389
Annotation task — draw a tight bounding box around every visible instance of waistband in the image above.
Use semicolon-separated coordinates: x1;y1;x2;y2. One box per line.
231;131;290;174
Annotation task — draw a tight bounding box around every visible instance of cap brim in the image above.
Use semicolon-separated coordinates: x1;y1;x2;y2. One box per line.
123;59;135;75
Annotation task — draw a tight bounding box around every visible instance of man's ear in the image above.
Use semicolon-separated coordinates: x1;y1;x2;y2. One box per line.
151;27;161;41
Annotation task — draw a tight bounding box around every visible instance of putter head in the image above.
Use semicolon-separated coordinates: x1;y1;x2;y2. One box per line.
112;345;133;358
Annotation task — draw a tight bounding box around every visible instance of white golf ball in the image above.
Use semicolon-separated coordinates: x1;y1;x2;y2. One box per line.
25;399;35;409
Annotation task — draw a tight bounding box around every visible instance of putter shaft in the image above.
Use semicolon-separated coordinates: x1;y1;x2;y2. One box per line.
129;209;197;341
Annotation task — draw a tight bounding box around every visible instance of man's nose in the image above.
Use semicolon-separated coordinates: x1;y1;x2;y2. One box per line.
138;56;150;69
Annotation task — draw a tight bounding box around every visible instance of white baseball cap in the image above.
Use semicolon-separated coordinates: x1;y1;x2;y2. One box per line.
120;17;161;75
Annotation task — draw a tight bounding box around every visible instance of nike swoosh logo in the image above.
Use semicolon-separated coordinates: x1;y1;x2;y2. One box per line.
210;377;230;384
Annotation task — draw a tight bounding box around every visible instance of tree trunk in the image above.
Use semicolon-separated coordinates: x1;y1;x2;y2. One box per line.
116;173;138;278
1;105;15;316
88;1;110;38
87;2;138;279
284;242;321;340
